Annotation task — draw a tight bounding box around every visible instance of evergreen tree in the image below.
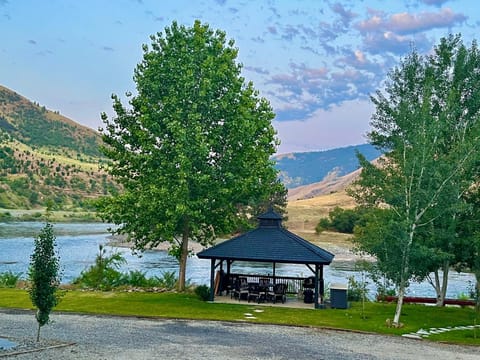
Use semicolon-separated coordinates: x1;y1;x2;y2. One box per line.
28;221;61;341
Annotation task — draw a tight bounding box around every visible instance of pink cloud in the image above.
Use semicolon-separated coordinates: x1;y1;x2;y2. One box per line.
356;7;466;35
389;8;467;34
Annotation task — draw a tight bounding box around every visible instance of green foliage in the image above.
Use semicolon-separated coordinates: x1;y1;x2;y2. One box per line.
155;271;178;290
28;221;61;341
98;20;286;291
0;211;12;221
347;276;367;302
73;246;179;291
194;285;211;301
350;34;480;324
316;206;363;234
119;270;178;289
73;245;126;290
0;271;23;288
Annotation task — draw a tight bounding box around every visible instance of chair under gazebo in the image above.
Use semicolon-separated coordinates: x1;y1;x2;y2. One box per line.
197;209;335;309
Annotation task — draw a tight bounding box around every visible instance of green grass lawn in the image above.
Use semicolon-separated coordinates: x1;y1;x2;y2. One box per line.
1;288;479;345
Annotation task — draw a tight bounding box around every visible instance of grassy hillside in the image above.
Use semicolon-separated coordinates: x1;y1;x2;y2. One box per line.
0;85;102;157
0;85;118;210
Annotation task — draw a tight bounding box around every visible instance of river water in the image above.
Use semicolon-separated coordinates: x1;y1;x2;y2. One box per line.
0;222;475;298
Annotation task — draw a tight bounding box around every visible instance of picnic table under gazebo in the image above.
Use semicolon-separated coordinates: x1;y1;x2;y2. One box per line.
197;209;335;308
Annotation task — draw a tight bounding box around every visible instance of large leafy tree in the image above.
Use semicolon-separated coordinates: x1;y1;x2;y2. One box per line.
350;35;480;325
97;20;286;291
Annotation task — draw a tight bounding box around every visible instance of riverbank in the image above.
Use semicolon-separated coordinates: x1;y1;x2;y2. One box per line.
0;208;100;223
106;234;207;253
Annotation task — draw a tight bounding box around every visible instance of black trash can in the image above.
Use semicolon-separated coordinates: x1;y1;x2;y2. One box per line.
330;283;348;309
303;289;314;304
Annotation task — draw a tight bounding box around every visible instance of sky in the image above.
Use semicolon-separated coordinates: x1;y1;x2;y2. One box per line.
1;0;479;154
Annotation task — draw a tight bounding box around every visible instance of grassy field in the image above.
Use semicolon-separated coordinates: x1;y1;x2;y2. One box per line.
286;190;355;233
0;289;478;345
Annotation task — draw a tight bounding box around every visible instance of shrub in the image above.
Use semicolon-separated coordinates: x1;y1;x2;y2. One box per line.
120;270;150;288
347;275;369;302
0;271;23;288
194;285;211;301
155;271;178;290
316;207;362;234
72;248;179;291
72;245;125;290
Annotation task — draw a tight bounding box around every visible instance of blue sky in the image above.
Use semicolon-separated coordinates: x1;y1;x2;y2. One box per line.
1;0;478;154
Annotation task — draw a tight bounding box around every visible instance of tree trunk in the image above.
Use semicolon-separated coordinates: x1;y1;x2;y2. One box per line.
177;225;189;292
393;283;405;325
475;271;480;311
393;226;414;326
434;263;449;306
36;322;41;342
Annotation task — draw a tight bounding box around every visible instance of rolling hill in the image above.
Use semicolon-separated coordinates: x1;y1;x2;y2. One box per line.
0;85;118;210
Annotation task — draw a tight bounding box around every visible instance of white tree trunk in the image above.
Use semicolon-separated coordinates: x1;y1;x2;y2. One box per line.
393;283;405;325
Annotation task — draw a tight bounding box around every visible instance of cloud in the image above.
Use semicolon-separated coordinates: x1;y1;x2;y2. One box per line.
389;8;467;34
250;36;265;43
266;58;383;122
35;49;54;57
354;7;462;55
244;65;270;75
280;24;301;41
363;31;430;55
267;26;277;35
356;8;467;35
330;2;358;27
420;0;450;6
144;10;163;22
0;0;8;6
269;6;281;19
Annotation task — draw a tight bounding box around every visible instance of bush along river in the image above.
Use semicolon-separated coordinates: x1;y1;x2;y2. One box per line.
0;221;476;299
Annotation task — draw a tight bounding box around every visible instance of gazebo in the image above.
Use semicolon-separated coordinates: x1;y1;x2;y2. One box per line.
197;209;335;308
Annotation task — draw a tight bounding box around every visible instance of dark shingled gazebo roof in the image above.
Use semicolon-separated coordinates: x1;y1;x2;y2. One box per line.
197;209;334;265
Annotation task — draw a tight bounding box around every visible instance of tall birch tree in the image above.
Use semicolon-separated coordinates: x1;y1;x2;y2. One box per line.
350;35;480;325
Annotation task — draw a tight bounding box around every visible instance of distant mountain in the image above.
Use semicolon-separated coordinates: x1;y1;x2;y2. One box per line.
273;144;382;189
0;85;118;210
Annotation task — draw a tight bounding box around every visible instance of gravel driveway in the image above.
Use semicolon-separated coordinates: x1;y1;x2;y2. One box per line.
0;309;478;359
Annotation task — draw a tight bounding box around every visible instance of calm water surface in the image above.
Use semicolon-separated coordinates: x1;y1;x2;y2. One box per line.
0;222;475;298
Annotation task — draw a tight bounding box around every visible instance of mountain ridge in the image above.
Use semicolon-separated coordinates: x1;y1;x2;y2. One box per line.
273;143;382;189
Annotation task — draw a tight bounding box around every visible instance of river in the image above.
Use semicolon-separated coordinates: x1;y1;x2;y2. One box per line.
0;222;475;299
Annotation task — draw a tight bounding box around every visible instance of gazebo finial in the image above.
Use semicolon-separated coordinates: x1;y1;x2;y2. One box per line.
257;208;282;228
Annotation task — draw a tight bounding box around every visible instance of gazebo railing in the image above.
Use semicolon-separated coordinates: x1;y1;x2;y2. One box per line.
226;273;310;295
